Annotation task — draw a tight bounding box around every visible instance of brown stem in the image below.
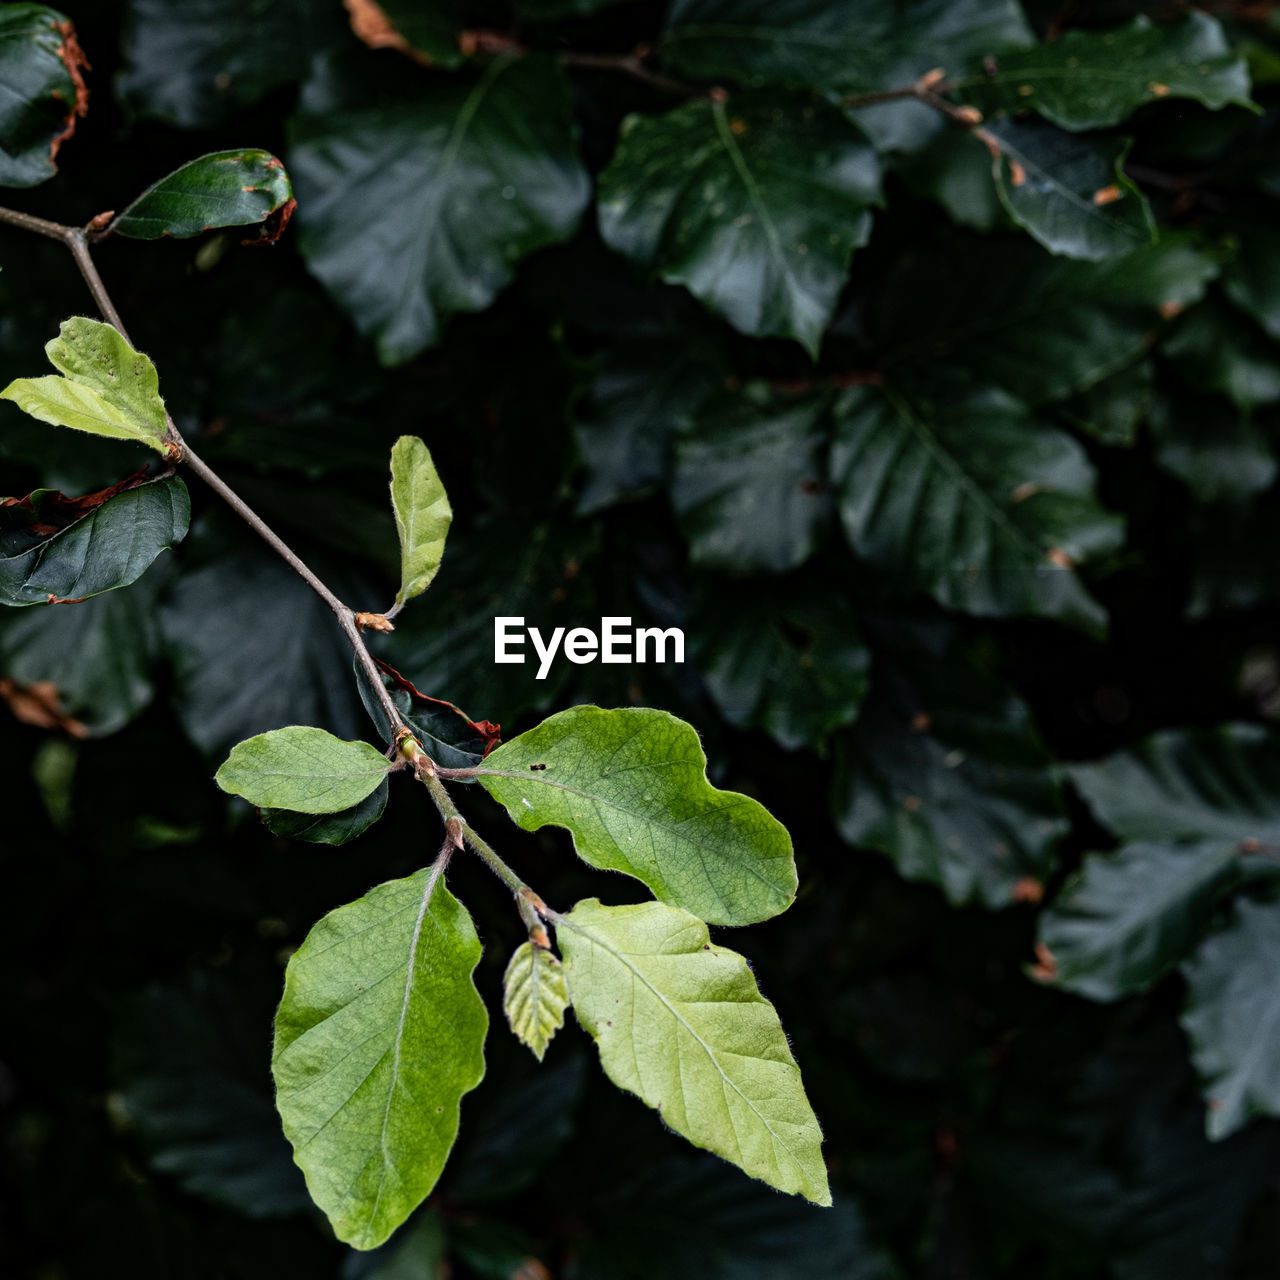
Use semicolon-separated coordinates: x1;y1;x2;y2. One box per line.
0;204;408;741
844;70;985;130
558;48;708;98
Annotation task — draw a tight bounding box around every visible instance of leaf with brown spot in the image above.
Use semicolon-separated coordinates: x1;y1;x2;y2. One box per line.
343;0;461;68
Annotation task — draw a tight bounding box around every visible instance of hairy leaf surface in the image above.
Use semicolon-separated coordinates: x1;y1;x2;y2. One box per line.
502;942;568;1061
273;869;487;1248
111;149;294;239
478;706;796;925
557;899;829;1204
389;436;451;610
598;94;880;354
215;725;392;813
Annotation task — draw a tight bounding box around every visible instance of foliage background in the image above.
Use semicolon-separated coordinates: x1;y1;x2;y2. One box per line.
4;0;1280;1275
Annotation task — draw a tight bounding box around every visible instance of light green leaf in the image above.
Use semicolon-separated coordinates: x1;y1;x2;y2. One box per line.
477;705;796;926
502;942;568;1061
214;725;392;813
0;4;84;188
953;13;1254;132
830;383;1122;631
390;436;452;610
273;868;487;1249
557;898;829;1205
1181;895;1280;1139
1036;840;1244;1001
598;94;881;356
1;316;169;451
990;123;1155;262
111;149;294;240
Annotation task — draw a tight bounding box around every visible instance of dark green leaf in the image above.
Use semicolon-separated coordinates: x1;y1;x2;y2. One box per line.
662;0;1032;97
478;705;796;926
113;973;310;1218
1149;390;1277;505
830;383;1122;630
111;149;294;240
1223;226;1280;341
1164;295;1280;410
1181;895;1280;1138
598;94;880;355
1070;723;1280;844
0;560;163;733
831;637;1067;908
574;338;726;515
260;779;388;845
895;128;1005;231
367;0;462;68
672;384;832;573
0;3;83;187
1036;840;1244;1001
0;474;188;607
879;234;1219;404
119;0;343;128
290;52;589;364
274;869;488;1249
989;124;1155;261
571;1154;899;1280
1057;361;1153;447
558;898;830;1204
954;14;1254;132
691;581;870;752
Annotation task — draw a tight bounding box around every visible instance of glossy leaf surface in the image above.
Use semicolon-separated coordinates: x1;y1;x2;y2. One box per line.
273;869;487;1248
598;94;880;355
111;149;294;239
478;706;796;925
0;4;82;187
557;898;829;1204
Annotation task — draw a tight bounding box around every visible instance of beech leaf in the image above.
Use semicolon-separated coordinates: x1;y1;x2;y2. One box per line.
389;436;451;611
557;898;830;1205
502;942;568;1061
273;868;487;1248
477;706;796;926
214;725;392;813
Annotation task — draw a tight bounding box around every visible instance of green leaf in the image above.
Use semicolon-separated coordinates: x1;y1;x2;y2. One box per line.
831;640;1068;909
110;149;294;240
119;0;343;128
1056;360;1153;447
878;234;1219;405
954;14;1254;132
672;384;831;573
1036;840;1244;1001
557;898;829;1205
273;868;487;1249
0;4;83;187
290;52;589;364
0;475;189;607
389;436;452;611
829;384;1122;630
367;0;462;67
1148;389;1278;505
214;725;392;814
989;124;1155;262
502;942;568;1061
1070;723;1280;844
260;779;388;846
1181;896;1280;1139
598;94;880;356
663;0;1032;97
1163;295;1280;410
2;316;169;451
1223;225;1280;341
478;705;796;926
691;581;870;753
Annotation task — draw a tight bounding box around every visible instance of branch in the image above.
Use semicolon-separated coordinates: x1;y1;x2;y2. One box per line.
558;47;709;98
843;68;985;130
0;204;408;741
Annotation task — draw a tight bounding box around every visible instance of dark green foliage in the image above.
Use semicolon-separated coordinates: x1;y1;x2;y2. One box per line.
6;0;1280;1276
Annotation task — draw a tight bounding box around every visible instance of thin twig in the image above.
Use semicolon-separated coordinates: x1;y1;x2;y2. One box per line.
844;69;985;130
558;48;708;98
0;203;408;742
